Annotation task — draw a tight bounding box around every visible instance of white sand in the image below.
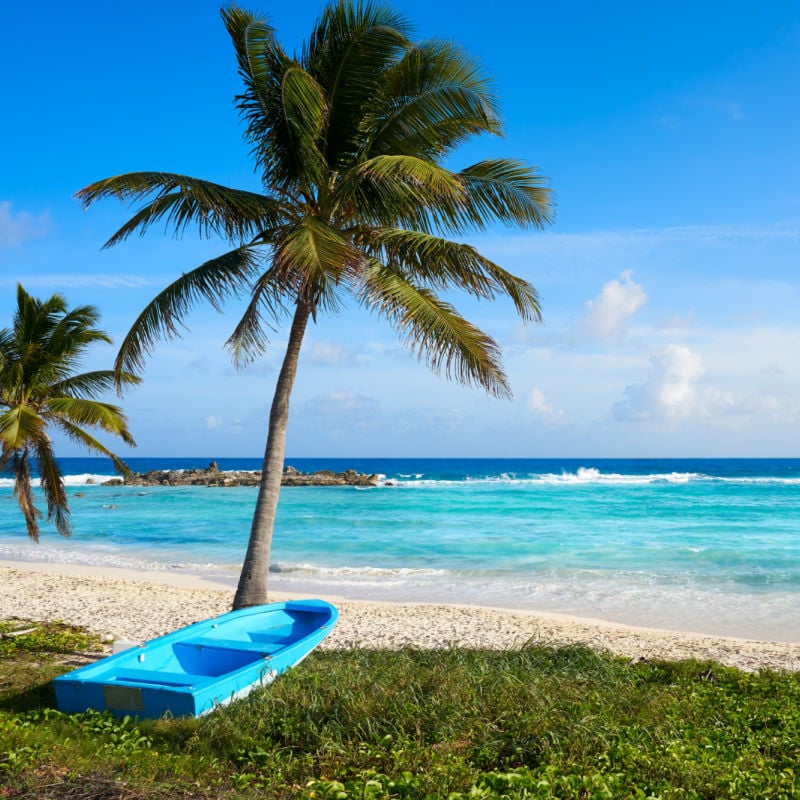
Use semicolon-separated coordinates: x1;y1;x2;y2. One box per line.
1;560;798;672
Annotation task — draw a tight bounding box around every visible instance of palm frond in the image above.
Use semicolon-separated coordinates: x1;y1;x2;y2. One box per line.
279;66;329;189
222;4;278;82
361;261;510;397
5;287;70;390
0;327;14;362
364;39;500;159
359;154;464;197
340;155;465;230
113;245;264;382
46;397;136;447
475;260;542;323
304;0;410;168
224;6;316;191
456;159;554;230
26;305;112;387
55;419;132;476
225;269;290;370
12;285;68;344
50;370;141;399
51;301;104;332
34;438;70;537
11;450;42;541
361;228;541;321
221;4;279;156
76;173;286;246
275;217;363;310
0;405;44;452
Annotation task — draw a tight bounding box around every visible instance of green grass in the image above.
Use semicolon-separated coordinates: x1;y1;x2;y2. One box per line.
0;619;104;659
1;625;799;798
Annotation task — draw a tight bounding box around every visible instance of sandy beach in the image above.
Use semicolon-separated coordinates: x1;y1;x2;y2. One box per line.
2;559;799;672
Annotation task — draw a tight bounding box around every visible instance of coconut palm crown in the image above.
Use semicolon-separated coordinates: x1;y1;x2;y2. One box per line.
76;1;554;607
0;285;138;540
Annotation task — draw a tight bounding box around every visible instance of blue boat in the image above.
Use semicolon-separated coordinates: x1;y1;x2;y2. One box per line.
53;599;338;719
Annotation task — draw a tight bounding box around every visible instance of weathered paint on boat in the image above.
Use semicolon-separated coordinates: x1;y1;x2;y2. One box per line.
53;599;337;718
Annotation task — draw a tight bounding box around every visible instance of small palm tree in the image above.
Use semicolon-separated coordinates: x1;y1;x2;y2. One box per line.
0;284;139;540
76;1;554;607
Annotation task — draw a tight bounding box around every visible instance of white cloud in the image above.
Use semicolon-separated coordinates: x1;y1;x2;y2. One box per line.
392;405;472;439
205;416;220;429
304;390;380;421
0;201;50;248
584;270;647;339
613;344;732;422
656;311;695;331
0;273;155;289
758;362;786;377
527;388;568;426
477;220;800;266
305;340;353;367
740;393;799;425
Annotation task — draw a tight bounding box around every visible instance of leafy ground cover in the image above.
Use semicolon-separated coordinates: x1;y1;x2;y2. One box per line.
1;623;799;799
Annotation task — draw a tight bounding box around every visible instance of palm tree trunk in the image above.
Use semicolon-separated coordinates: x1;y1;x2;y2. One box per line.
233;301;312;609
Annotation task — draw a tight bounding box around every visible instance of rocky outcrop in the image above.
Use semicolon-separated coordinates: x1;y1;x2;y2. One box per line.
102;464;380;488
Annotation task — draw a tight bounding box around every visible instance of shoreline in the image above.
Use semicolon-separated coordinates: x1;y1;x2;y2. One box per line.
1;559;798;672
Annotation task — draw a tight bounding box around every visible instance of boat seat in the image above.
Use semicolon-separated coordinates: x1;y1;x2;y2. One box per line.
180;637;284;654
113;668;212;687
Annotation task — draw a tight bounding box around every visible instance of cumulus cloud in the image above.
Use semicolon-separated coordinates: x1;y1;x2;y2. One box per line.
0;201;50;247
584;270;647;340
613;344;732;422
527;388;568;426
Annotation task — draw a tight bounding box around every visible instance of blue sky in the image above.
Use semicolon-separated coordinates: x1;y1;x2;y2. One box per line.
2;0;799;457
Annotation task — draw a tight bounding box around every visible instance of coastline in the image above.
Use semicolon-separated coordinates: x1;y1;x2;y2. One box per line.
4;456;799;644
1;559;798;673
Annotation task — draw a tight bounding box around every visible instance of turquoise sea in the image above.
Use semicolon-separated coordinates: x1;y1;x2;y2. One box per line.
1;457;799;642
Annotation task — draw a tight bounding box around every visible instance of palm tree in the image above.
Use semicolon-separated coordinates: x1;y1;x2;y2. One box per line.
76;1;554;608
0;284;138;541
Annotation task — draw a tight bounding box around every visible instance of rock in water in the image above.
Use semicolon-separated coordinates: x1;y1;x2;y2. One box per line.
104;466;380;488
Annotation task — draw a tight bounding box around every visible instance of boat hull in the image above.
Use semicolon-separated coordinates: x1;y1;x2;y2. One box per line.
53;599;337;718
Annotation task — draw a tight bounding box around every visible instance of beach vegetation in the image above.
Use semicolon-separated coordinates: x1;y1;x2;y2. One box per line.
75;1;553;607
3;634;800;798
0;619;103;661
0;285;138;540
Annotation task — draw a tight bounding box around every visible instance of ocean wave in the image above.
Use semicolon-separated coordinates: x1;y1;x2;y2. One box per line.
0;540;239;578
378;469;800;487
0;473;115;488
383;468;704;487
715;476;800;485
538;468;701;485
269;561;448;578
